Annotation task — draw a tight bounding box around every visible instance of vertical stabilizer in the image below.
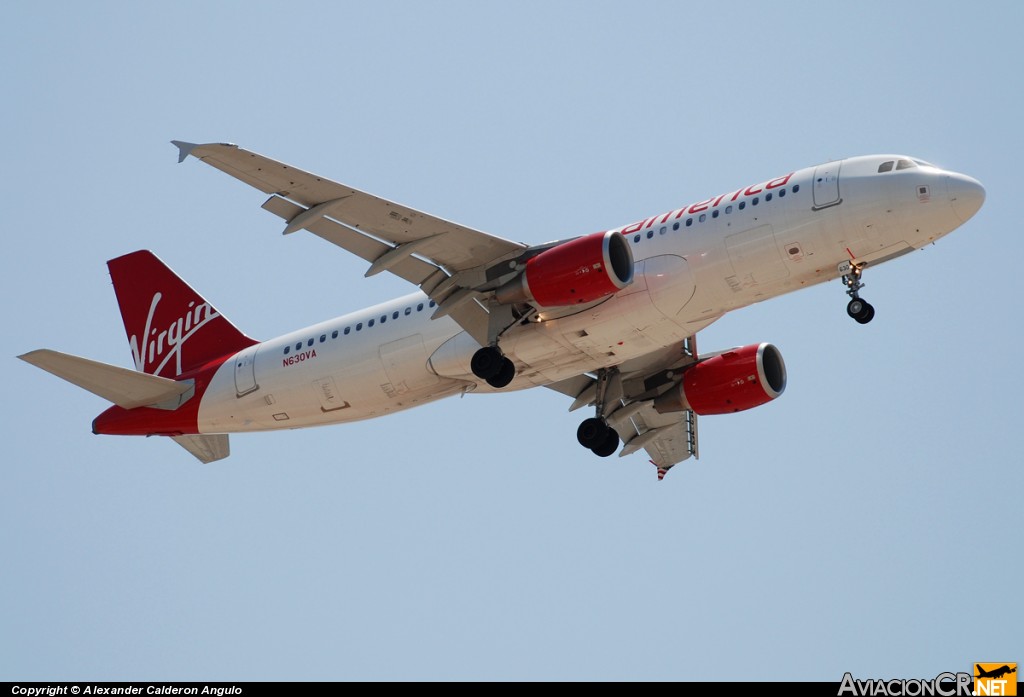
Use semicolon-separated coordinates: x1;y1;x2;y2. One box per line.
107;250;257;378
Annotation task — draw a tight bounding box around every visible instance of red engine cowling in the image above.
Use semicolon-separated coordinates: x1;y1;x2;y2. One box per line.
654;343;787;415
495;230;634;307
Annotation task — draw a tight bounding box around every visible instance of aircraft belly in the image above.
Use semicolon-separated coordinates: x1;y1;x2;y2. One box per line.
505;285;691;382
197;334;464;433
199;370;465;433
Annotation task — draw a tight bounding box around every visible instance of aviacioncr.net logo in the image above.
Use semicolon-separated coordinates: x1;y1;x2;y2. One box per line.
838;672;972;696
974;663;1017;697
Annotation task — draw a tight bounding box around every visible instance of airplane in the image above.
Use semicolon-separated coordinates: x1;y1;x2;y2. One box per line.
976;665;1016;680
18;142;985;479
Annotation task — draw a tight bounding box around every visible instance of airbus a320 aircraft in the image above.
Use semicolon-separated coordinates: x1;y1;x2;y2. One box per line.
19;142;985;479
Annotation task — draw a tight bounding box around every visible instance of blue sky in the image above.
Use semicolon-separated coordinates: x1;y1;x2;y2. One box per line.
2;1;1020;681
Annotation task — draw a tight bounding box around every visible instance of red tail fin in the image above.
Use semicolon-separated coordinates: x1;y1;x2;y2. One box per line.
107;250;257;378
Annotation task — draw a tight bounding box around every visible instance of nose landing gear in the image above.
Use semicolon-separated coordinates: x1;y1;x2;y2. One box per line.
840;258;875;324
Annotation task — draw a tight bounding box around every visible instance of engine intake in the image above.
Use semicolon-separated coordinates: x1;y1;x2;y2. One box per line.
495;230;634;308
654;343;787;416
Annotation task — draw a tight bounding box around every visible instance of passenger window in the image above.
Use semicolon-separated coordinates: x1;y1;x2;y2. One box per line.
659;226;666;235
307;338;314;347
417;303;424;311
778;189;786;197
283;346;290;355
673;222;680;231
320;334;326;343
686;218;693;227
295;342;302;351
393;311;399;319
878;161;894;173
752;197;759;205
428;300;436;308
634;234;641;243
739;201;746;210
699;213;706;222
896;159;916;170
380;315;386;324
646;230;653;239
331;330;338;339
792;184;800;193
404;307;412;315
725;205;733;213
712;210;719;218
356;322;363;331
368;319;375;327
344;327;351;335
765;193;772;202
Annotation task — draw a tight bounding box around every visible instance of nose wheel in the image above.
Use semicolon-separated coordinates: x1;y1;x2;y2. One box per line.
847;298;875;324
841;258;875;324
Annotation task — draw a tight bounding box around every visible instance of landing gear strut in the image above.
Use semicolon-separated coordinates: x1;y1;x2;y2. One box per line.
575;369;621;458
841;260;875;324
471;346;516;388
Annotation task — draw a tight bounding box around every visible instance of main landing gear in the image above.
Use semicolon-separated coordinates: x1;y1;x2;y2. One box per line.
575;368;621;458
471;346;516;388
841;260;875;324
577;417;620;458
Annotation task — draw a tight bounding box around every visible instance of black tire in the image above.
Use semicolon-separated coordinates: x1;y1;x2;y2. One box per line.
591;428;620;458
486;357;516;388
577;417;609;449
847;298;866;319
855;302;876;324
471;346;503;380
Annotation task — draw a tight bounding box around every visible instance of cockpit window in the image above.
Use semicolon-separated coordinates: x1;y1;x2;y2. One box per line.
895;159;916;170
878;161;894;173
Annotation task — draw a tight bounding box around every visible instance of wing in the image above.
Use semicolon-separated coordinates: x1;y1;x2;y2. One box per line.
545;336;700;479
172;141;527;345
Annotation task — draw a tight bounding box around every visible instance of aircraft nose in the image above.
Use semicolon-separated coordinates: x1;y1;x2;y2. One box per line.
947;173;985;223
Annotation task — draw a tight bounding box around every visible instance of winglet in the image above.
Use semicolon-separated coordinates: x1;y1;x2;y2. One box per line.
171;140;199;163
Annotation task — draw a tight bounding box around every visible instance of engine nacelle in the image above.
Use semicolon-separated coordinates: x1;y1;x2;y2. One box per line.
654;343;787;416
495;230;634;308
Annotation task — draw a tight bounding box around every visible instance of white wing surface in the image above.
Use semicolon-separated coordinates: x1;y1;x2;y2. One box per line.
173;141;528;345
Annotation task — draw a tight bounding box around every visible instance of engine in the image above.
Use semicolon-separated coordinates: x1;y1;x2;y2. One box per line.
654;343;787;415
495;230;634;307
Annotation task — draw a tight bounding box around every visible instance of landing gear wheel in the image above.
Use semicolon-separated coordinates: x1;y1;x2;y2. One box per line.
847;298;875;324
471;346;503;380
485;357;516;388
847;298;865;318
577;417;610;449
857;302;875;324
591;428;620;458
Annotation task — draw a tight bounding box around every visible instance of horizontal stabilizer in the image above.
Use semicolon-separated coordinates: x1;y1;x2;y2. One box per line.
18;349;192;409
172;434;230;463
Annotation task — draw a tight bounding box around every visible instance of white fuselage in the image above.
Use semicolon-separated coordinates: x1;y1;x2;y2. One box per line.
196;155;978;434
